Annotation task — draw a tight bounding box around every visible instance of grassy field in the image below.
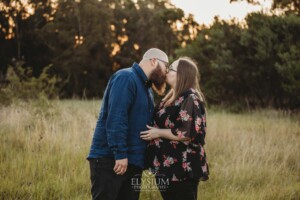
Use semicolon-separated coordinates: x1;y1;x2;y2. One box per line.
0;99;299;200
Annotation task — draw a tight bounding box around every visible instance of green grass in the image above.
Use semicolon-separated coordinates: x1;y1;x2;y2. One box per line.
0;99;299;200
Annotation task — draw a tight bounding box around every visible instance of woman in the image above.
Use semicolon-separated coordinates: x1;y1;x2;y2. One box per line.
141;57;209;200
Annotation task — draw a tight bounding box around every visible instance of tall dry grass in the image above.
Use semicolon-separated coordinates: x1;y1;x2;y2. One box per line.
0;100;299;200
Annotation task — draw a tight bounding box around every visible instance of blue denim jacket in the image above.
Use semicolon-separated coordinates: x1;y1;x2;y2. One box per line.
87;63;154;168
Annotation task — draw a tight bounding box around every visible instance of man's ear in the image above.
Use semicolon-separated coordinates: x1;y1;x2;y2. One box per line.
150;58;157;68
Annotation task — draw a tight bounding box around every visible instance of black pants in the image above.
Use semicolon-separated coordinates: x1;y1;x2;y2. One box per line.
89;158;142;200
158;178;199;200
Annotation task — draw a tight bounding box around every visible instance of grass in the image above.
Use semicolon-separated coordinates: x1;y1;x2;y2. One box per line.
0;99;299;200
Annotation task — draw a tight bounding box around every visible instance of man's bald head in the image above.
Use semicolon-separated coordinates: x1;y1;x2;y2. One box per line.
142;48;169;63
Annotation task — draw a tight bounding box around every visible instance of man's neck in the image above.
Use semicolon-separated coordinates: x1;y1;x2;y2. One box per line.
139;62;151;79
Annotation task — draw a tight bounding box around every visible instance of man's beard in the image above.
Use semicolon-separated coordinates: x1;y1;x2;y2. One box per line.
149;63;167;96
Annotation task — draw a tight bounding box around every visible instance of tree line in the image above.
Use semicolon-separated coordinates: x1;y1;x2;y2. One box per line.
0;0;299;109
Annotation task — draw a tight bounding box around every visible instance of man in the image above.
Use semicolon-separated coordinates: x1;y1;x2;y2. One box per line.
87;48;169;200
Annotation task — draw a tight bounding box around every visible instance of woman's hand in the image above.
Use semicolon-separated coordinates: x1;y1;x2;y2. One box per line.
140;125;161;141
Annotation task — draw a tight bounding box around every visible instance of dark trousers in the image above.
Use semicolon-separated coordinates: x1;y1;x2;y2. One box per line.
89;158;142;200
158;178;199;200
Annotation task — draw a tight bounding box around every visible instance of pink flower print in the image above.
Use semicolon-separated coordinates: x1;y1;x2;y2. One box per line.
179;110;187;118
195;117;202;132
200;146;205;156
149;140;155;145
179;110;191;121
170;141;178;145
195;124;200;132
194;100;199;107
153;156;160;167
182;151;187;162
165;117;175;128
163;156;176;167
172;174;179;181
187;163;192;171
196;117;202;125
182;162;192;171
177;130;186;138
164;159;170;167
170;141;178;149
158;108;165;117
165;118;169;127
202;116;206;123
169;120;175;128
159;101;164;108
202;164;207;173
175;97;184;106
154;138;161;148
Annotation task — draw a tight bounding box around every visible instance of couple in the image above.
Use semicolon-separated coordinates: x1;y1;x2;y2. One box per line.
87;48;209;200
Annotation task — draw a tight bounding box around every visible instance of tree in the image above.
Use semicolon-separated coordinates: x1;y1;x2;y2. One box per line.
40;0;200;97
0;0;201;98
176;17;245;105
0;0;57;75
230;0;300;15
272;0;300;15
40;0;116;97
176;13;300;109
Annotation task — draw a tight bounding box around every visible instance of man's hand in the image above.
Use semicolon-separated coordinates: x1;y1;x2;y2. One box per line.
113;158;128;175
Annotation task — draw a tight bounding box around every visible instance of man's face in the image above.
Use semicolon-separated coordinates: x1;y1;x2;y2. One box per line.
149;61;167;95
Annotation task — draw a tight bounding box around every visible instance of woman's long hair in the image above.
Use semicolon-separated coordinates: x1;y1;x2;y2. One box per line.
163;57;206;106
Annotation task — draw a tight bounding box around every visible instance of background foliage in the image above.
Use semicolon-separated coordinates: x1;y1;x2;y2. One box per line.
0;0;299;109
0;100;299;199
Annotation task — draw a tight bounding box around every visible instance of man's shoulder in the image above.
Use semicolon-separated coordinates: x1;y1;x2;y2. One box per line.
115;67;134;76
110;67;138;86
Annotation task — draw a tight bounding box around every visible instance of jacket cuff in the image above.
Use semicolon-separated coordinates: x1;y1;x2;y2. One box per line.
114;151;127;160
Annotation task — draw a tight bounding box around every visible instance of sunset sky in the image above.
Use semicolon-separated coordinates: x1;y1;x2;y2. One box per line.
170;0;273;25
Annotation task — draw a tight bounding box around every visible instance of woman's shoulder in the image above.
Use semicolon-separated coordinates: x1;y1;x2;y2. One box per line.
182;89;202;102
181;90;205;111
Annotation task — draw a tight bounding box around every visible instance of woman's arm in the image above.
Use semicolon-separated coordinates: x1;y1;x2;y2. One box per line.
140;125;190;141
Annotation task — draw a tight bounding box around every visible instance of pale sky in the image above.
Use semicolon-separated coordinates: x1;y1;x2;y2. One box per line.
170;0;272;25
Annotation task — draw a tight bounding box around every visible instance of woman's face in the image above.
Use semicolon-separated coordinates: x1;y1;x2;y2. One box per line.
166;60;179;88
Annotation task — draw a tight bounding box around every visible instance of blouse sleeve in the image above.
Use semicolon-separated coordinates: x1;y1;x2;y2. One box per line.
171;94;206;144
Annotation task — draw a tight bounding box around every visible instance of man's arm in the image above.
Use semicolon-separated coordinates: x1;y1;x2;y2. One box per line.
106;73;135;175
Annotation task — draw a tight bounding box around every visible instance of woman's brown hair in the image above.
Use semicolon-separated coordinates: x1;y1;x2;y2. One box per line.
164;57;205;105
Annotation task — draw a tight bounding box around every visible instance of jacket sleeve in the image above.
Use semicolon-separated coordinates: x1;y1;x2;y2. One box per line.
106;73;136;160
171;95;206;145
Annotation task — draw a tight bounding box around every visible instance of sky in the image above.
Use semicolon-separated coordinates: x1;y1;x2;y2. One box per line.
170;0;273;25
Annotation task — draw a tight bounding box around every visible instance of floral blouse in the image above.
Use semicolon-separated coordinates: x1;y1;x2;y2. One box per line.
145;88;209;182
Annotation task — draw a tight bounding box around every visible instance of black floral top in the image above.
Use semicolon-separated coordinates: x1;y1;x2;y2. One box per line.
145;88;209;182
